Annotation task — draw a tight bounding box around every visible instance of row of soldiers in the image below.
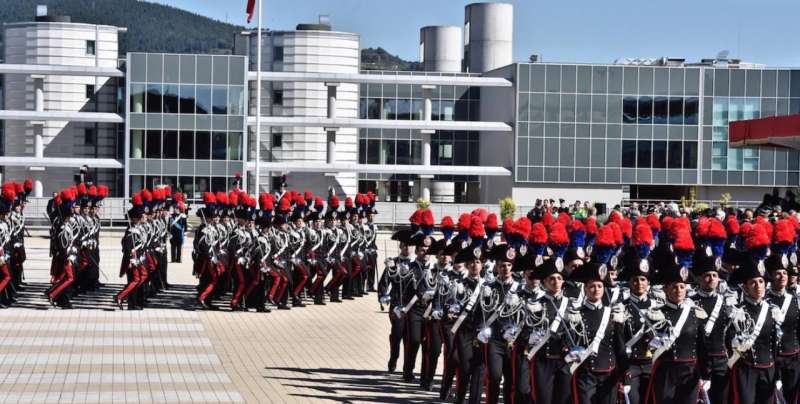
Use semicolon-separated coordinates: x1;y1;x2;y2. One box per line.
381;206;800;404
0;180;32;307
190;189;379;311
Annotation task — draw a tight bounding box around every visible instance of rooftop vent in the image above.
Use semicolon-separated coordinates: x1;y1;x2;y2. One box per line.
34;4;71;23
296;15;331;31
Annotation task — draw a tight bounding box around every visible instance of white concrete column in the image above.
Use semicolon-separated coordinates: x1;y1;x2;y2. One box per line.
419;85;436;200
34;179;43;198
32;76;45;112
34;125;44;159
326;129;337;165
326;83;339;119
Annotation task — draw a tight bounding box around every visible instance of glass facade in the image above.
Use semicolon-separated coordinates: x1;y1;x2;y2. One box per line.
515;63;800;187
357;72;482;201
127;53;247;199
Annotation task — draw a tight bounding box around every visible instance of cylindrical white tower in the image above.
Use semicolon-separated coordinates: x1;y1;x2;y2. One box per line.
463;2;513;73
419;26;462;73
3;15;123;194
249;23;360;197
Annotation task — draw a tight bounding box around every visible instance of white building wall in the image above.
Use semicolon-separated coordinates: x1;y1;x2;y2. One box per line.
249;29;360;196
3;22;121;194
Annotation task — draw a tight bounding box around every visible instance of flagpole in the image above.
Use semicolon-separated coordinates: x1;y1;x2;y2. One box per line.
254;0;263;194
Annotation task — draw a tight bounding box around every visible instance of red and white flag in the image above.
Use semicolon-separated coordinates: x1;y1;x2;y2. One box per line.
246;0;256;23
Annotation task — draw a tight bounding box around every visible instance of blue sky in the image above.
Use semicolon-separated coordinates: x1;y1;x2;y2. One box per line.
152;0;800;67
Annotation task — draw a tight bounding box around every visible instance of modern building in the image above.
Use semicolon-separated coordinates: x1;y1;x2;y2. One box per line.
1;3;798;207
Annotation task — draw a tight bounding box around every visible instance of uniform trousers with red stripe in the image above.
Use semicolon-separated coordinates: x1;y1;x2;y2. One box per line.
325;261;348;299
531;354;572;404
116;263;146;302
242;263;262;305
727;362;776;404
308;259;327;302
230;260;247;307
643;360;698;404
439;318;458;398
49;259;75;300
484;337;525;404
571;367;617;404
268;264;290;304
420;317;443;388
199;259;223;303
291;261;309;298
0;261;12;299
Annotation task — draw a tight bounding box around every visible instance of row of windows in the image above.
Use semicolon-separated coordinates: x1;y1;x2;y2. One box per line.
520;64;800;99
711;142;759;170
358;98;478;121
129;175;238;200
621;140;698;169
358;139;423;165
622;96;699;125
711;97;762;127
130;130;243;161
130;83;245;115
360;83;479;100
129;53;247;86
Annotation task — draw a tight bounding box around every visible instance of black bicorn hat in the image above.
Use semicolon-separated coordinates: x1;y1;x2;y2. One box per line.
619;247;652;280
486;243;517;265
531;256;565;280
568;261;608;283
728;257;767;285
454;246;482;264
691;247;723;276
649;253;689;285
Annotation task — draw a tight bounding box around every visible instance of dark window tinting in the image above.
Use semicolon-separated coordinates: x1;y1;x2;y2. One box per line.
622;140;636;167
273;90;283;106
668;141;682;168
179;85;195;114
272;132;282;148
84;128;96;146
653;97;668;124
623;97;637;123
669;98;684;125
211;132;227;160
179;131;194;159
163;130;178;159
196;86;212;114
145;130;161;158
146;83;162;113
653;141;667;168
683;141;698;169
684;97;699;125
86;84;95;99
86;40;96;55
638;97;653;124
273;46;284;62
163;85;179;113
637;141;651;168
195;131;210;159
212;87;227;114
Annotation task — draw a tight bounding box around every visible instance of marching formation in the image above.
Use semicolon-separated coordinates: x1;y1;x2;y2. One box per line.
188;185;378;311
0;181;32;308
382;202;800;404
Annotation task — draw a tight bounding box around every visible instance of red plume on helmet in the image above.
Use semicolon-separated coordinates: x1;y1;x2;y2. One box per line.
314;197;324;208
661;216;674;236
141;189;153;202
23;179;33;193
173;192;184;203
708;219;727;239
541;212;554;228
410;209;423;226
345;197;354;209
528;222;548;245
440;216;455;229
295;193;307;206
646;213;661;232
203;192;216;205
88;185;98;197
458;213;472;231
672;228;695;251
696;217;710;238
745;223;770;249
485;213;499;231
548;222;569;245
76;183;87;196
304;190;313;202
570;219;585;233
469;216;486;238
13;183;23;194
607;222;623;246
513;217;532;239
2;183;16;202
502;218;514;234
228;191;239;207
328;195;340;209
755;216;774;241
215;192;227;206
98;185;109;198
471;208;489;224
607;210;622;224
774;219;796;245
557;212;571;227
259;193;274;210
132;193;143;206
632;222;653;246
595;225;615;247
278;197;291;213
421;209;435;227
620;217;632;239
584;217;598;235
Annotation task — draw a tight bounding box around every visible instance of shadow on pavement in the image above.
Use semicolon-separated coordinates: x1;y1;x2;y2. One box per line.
264;367;441;403
7;281;200;311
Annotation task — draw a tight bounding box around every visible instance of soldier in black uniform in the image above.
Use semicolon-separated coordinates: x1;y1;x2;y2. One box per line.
564;261;626;404
764;252;800;403
378;228;414;373
450;246;486;404
529;257;574;404
726;258;781;404
619;249;657;404
690;249;735;404
402;230;433;383
644;254;708;403
438;239;468;400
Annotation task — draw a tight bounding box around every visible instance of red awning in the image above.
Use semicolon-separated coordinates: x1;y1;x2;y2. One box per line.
729;114;800;150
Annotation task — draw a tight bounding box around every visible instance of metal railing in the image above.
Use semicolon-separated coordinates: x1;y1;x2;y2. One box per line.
621;198;762;210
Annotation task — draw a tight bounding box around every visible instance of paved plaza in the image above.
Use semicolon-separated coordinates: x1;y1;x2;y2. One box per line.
0;234;441;403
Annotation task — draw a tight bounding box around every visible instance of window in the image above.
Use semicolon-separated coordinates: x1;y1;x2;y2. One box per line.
382;99;398;119
440;100;455;121
228;132;242;160
652;141;666;168
380;139;396;164
637;141;651;168
439;143;453;159
366;139;380;164
86;40;96;55
396;140;410;164
195;131;211;159
146;83;162;113
623;97;637;123
397;99;412;120
412;99;424;120
683;142;698;169
130;84;145;113
713;97;728;126
212;86;227;114
211;132;227;160
145;130;161;159
273;46;284;62
85;84;95;99
179;131;194;159
653;97;668;124
638;97;652;124
743;148;759;171
669;98;684;125
622;140;636;167
179;85;195;114
228;86;244;115
163;130;178;159
272;132;282;148
196;86;212;114
668;141;682;168
273;90;283;106
684;97;699;125
179;177;194;198
130;130;143;158
84;128;96;146
211;177;227;193
163;85;179;113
